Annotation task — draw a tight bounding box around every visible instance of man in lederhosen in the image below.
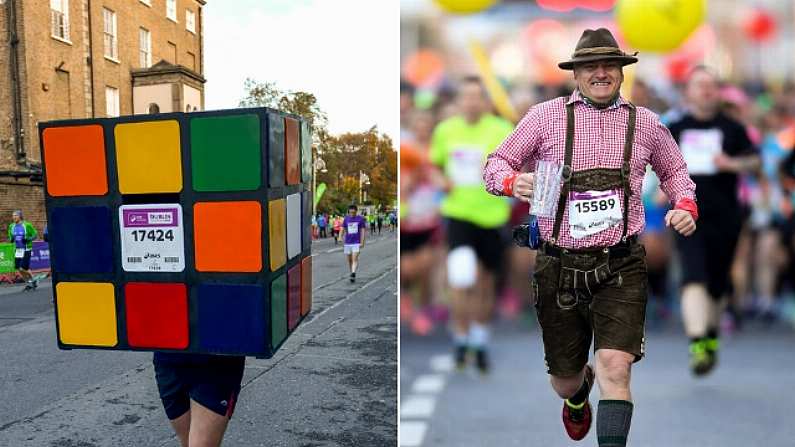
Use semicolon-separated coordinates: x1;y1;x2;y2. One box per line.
484;29;698;446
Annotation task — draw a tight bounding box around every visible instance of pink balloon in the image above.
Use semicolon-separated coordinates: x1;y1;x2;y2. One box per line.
537;0;616;12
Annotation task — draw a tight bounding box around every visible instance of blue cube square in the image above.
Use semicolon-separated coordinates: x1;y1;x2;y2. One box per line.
50;206;114;274
197;283;267;354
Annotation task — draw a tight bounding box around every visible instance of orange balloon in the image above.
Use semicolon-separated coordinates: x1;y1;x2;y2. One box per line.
403;49;445;88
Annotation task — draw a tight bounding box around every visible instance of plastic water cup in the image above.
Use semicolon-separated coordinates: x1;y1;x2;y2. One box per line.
531;160;563;217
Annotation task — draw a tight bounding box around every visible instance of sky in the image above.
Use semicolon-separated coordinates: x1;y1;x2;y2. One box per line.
203;0;399;142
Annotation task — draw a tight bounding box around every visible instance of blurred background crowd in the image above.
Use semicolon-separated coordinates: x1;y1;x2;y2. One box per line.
399;0;795;337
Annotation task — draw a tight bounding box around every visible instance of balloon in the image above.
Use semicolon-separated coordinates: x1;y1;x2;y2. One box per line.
665;54;692;83
742;9;776;43
433;0;499;14
662;24;715;82
314;183;326;207
521;19;569;85
403;49;445;88
616;0;705;52
537;0;616;12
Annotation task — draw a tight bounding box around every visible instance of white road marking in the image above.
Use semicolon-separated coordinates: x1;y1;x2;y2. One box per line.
411;374;445;394
399;421;428;447
429;354;454;373
400;352;452;446
401;396;436;418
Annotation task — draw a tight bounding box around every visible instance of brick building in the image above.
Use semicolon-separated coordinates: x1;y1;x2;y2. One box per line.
0;0;206;233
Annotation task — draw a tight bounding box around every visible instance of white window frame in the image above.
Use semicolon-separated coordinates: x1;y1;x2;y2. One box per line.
105;86;120;117
139;0;151;6
166;0;177;22
139;28;152;68
50;0;71;43
103;8;118;62
186;9;195;34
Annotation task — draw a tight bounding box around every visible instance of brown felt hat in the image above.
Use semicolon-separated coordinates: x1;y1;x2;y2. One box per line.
558;28;638;70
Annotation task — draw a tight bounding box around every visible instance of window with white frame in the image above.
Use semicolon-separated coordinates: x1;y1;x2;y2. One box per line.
51;0;70;41
105;86;119;117
186;9;195;33
103;8;117;60
139;28;151;68
166;0;177;22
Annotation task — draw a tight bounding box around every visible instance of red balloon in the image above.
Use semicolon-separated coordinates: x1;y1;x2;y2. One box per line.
743;9;776;43
665;54;692;83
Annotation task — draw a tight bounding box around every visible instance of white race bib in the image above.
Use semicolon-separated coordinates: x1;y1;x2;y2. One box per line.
568;190;623;239
680;128;722;175
449;148;484;186
347;223;359;234
14;248;24;259
119;204;185;272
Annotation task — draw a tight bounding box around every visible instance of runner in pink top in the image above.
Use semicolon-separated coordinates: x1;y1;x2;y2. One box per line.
482;28;698;447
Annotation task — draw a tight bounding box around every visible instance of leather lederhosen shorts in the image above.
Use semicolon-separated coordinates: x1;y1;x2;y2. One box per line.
532;239;648;377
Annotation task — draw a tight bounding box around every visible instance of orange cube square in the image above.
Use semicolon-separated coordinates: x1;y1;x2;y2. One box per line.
42;125;108;197
194;201;262;272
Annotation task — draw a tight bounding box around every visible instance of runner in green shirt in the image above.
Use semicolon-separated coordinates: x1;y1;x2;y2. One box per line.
429;76;513;373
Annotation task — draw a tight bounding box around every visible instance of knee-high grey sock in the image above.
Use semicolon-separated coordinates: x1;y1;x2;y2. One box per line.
597;400;633;447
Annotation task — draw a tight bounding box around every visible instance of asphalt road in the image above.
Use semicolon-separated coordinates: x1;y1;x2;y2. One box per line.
0;230;397;446
400;317;795;447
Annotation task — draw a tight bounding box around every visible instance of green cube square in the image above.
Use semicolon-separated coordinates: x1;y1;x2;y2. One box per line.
190;114;261;191
270;273;287;349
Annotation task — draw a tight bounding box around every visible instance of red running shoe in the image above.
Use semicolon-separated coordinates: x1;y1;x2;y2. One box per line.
561;364;595;441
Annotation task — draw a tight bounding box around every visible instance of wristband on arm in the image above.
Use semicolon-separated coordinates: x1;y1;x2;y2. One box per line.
674;198;699;222
502;173;520;196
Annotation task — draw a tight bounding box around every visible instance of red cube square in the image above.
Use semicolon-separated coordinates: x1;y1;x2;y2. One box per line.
125;282;189;349
288;264;301;331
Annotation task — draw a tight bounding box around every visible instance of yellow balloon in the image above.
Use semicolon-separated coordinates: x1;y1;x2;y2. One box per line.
433;0;499;14
468;40;518;123
616;0;705;52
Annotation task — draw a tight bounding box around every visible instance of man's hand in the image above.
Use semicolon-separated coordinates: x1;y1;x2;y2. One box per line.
512;173;535;203
665;209;696;236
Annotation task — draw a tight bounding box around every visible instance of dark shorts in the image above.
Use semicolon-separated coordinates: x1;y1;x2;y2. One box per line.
15;250;31;270
400;229;435;253
533;242;648;377
153;353;246;420
446;218;504;272
675;213;741;299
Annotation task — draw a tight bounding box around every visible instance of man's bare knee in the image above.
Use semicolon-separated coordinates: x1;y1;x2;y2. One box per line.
596;350;633;397
550;370;585;399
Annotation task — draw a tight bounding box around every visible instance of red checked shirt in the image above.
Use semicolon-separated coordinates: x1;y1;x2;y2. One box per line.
484;90;696;249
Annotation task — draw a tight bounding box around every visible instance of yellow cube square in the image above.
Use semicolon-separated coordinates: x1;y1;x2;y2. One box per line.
56;282;118;347
269;199;287;271
115;120;183;194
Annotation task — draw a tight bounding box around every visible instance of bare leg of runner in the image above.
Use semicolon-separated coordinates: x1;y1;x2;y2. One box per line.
187;400;231;447
681;283;710;338
169;411;190;447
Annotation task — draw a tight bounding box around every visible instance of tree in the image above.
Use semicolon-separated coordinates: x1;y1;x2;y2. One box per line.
238;79;396;212
238;78;328;134
315;128;396;212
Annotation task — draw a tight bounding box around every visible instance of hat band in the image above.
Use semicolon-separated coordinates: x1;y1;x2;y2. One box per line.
572;46;628;58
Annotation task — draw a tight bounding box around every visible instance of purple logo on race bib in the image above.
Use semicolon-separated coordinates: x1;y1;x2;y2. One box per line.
122;209;179;227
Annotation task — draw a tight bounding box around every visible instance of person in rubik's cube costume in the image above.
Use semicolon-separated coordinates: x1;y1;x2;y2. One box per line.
40;107;314;445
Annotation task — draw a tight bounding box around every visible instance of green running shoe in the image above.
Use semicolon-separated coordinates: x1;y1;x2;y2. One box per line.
689;339;717;377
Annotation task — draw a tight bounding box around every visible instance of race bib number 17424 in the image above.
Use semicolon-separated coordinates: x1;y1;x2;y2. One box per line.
119;204;185;272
